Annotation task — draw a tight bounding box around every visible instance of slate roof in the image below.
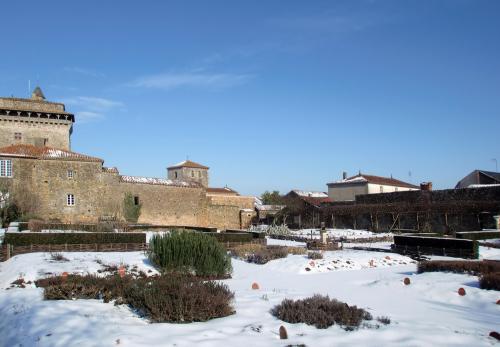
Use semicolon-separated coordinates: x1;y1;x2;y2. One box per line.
0;144;103;162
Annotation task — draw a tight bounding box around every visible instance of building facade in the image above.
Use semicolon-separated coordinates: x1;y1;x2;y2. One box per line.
327;173;419;201
0;88;255;230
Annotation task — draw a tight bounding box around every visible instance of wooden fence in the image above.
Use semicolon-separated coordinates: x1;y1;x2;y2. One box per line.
0;243;149;261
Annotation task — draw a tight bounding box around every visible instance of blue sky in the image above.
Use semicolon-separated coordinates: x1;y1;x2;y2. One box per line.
1;0;499;195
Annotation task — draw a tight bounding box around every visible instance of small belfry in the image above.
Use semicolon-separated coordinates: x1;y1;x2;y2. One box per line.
31;86;46;101
0;86;74;150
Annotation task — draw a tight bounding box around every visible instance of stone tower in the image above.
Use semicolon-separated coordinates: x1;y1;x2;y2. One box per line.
0;86;74;150
167;160;209;187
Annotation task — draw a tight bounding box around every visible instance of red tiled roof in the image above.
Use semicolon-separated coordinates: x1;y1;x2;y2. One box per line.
300;196;333;207
207;187;240;195
0;144;103;162
167;160;209;170
328;173;419;189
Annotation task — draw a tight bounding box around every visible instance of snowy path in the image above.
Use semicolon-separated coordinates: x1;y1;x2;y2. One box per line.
0;248;499;346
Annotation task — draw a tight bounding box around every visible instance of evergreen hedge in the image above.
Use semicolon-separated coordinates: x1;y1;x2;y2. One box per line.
4;232;145;246
148;231;232;277
455;231;500;241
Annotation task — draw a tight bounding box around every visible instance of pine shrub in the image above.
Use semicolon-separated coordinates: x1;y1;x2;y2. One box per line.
308;251;323;260
148;231;232;277
271;295;373;329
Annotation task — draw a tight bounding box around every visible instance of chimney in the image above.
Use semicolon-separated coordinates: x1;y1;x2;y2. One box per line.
420;182;433;191
342;171;347;180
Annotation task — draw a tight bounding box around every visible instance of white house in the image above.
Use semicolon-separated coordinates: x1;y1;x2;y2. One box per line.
327;173;419;201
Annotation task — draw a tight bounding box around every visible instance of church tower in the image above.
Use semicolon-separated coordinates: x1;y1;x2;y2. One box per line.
0;86;74;150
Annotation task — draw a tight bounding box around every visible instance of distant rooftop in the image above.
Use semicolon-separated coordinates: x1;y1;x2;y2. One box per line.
167;160;209;170
120;175;200;188
328;173;419;189
0;144;102;162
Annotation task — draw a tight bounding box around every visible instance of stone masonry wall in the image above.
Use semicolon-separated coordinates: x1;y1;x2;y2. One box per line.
0;156;252;230
0;116;72;150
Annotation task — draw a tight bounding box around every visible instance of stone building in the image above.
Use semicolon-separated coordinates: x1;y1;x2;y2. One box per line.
0;88;255;230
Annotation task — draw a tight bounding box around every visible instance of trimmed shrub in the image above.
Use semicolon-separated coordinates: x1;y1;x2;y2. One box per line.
456;231;500;241
308;251;323;260
479;273;500;291
231;244;308;264
4;232;145;246
271;295;373;329
417;260;500;276
207;232;253;243
36;274;235;322
148;231;232;277
246;245;289;264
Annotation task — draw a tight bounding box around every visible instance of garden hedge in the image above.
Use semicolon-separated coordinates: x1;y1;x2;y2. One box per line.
455;231;500;241
393;235;478;258
4;232;146;246
205;232;253;243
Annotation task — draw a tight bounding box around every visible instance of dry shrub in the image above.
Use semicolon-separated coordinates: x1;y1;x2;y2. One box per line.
231;244;306;264
50;253;69;262
308;251;323;260
377;316;391;325
479;273;500;291
271;295;373;329
287;246;307;255
36;274;234;322
417;260;500;276
28;219;44;232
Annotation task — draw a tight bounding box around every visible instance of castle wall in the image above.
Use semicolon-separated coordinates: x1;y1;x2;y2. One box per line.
0;116;72;150
0;156;253;230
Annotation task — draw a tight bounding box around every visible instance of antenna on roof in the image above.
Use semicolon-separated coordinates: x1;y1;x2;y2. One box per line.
492;158;498;172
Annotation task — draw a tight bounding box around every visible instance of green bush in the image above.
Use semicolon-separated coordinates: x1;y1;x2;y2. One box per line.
417;260;500;276
4;232;145;246
36;274;235;323
271;295;374;330
148;231;232;277
206;232;253;243
123;192;141;223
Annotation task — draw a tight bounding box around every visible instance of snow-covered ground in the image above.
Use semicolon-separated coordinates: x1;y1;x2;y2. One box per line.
0;244;499;346
291;228;393;241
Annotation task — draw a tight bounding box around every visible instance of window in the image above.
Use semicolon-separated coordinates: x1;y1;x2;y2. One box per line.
67;169;74;179
174;171;178;179
67;194;75;206
380;186;384;193
191;170;194;177
395;187;399;192
134;196;140;206
14;133;22;140
43;138;49;146
0;159;12;177
198;171;202;178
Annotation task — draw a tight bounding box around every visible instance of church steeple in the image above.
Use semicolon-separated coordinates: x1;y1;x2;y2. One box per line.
31;86;45;101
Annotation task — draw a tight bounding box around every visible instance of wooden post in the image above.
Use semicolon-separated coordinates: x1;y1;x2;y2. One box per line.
6;244;10;260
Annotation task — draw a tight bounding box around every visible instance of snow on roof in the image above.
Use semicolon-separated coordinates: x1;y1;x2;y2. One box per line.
120;175;200;188
467;184;500;188
329;173;419;189
292;190;328;198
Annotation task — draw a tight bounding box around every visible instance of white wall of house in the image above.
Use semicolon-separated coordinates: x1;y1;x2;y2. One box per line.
327;184;368;201
328;183;418;201
367;183;418;194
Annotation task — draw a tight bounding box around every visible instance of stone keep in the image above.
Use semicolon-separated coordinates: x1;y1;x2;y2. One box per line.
0;86;74;150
